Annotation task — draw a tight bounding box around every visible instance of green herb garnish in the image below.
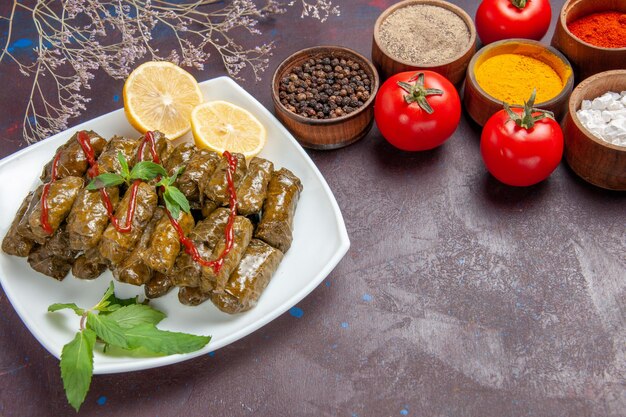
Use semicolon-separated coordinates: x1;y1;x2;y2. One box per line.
86;153;192;219
86;152;168;190
49;282;211;411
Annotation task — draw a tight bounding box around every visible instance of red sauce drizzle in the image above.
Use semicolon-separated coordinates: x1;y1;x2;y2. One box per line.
40;151;62;234
166;151;239;273
136;131;160;163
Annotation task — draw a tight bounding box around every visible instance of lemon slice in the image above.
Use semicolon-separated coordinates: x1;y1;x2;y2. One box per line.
191;101;266;158
123;61;203;139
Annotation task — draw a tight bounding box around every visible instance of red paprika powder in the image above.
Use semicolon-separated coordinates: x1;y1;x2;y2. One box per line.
567;12;626;48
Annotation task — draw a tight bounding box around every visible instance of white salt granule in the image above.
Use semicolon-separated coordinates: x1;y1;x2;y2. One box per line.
577;91;626;147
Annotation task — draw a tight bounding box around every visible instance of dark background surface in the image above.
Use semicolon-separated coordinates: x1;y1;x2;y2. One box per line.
1;1;625;416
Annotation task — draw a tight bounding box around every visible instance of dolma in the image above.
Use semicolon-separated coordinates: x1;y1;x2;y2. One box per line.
2;191;35;257
16;185;44;242
212;239;283;314
28;176;84;243
27;225;77;280
112;208;164;286
136;130;171;163
97;136;140;173
169;208;230;288
201;215;253;293
145;272;173;299
72;247;108;280
140;210;194;274
236;157;274;215
67;186;120;251
200;199;219;220
178;287;211;306
99;181;158;265
164;142;195;175
254;168;302;253
177;149;221;207
203;152;247;206
40;130;107;182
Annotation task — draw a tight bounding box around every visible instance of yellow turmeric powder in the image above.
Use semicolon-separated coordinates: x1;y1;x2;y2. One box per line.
475;54;563;104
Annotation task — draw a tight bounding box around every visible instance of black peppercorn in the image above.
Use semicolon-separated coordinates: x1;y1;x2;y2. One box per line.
278;54;371;120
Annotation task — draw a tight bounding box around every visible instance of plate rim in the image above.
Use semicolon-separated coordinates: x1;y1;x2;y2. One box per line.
0;76;350;374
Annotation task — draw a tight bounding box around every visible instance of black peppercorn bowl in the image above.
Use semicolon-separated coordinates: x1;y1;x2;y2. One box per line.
271;46;380;149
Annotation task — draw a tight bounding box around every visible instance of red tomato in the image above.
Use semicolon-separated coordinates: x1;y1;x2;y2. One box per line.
374;71;461;151
475;0;552;45
481;107;563;187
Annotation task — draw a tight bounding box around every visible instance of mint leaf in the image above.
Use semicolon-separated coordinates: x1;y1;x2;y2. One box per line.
93;281;116;312
48;303;84;316
86;312;129;349
169;166;184;184
123;323;211;355
106;304;166;329
60;329;96;412
165;186;191;214
163;189;181;219
129;161;167;181
117;151;130;180
86;173;125;190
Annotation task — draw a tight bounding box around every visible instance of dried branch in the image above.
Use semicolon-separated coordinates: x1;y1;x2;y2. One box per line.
0;0;340;143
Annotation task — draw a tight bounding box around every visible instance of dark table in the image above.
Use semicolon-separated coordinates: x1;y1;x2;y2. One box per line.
1;1;624;416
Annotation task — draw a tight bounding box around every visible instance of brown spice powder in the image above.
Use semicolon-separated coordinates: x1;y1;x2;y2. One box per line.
378;4;470;66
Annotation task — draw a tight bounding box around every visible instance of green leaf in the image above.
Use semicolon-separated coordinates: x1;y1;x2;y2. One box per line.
86;173;125;190
163;190;181;219
106;304;166;329
117;151;130;180
129;161;168;181
169;166;184;184
60;329;96;412
48;303;85;316
123;323;211;355
108;294;139;307
165;186;191;215
86;312;129;349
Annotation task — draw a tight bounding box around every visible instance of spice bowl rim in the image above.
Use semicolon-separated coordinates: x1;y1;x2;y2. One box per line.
567;69;626;153
372;0;477;69
466;38;575;109
558;0;626;52
271;45;379;127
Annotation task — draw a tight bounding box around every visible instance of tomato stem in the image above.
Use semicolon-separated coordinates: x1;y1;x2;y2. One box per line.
397;73;443;115
509;0;528;9
503;89;554;130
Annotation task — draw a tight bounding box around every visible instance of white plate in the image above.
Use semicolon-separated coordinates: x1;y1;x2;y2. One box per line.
0;76;349;374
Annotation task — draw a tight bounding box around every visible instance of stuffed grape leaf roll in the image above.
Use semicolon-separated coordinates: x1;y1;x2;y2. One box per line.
97;136;140;173
72;247;108;280
28;176;84;243
177;149;221;207
141;210;194;274
254;168;302;253
236;157;273;215
112;208;164;286
168;207;230;288
40;130;107;182
99;181;158;265
178;286;211;306
16;186;44;243
201;215;253;293
165;142;195;175
67;186;120;251
144;272;173;299
2;191;36;257
27;224;77;280
204;152;247;206
212;239;283;314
